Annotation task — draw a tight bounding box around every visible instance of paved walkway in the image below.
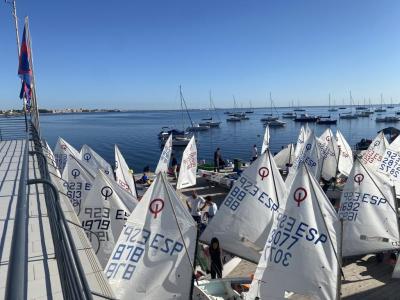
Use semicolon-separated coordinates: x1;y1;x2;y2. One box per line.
0;139;114;299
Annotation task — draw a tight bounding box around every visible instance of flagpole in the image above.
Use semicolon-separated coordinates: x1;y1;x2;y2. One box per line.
5;0;28;132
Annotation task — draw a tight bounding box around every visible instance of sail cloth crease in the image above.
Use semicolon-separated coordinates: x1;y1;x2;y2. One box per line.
246;163;340;300
115;145;137;198
105;173;196;299
177;136;197;189
155;134;173;174
53;137;81;173
200;150;286;263
338;158;400;257
80;144;114;179
80;170;138;268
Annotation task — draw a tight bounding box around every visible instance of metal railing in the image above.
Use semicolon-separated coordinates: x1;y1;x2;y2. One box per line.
4;120;93;300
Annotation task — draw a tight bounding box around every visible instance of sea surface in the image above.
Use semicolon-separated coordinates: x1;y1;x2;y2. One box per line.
40;106;399;172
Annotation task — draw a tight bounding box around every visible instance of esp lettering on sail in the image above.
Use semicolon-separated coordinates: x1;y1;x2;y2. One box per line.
201;150;286;263
105;172;196;299
246;163;341;300
338;158;400;257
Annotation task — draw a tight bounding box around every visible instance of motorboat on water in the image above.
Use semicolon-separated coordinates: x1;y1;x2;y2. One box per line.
158;127;192;146
376;116;400;123
264;119;286;127
294;114;318;122
375;107;386;112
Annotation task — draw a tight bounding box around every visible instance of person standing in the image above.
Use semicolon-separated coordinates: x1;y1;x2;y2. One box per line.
209;237;223;279
204;195;218;223
171;153;178;179
186;191;206;224
251;144;258;162
214;148;222;172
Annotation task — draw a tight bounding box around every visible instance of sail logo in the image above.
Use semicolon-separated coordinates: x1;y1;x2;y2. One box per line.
61;144;67;150
353;173;364;185
183;151;197;170
83;153;92;162
149;199;165;218
258;167;269;180
294;187;307;207
71;168;80;179
101;186;113;200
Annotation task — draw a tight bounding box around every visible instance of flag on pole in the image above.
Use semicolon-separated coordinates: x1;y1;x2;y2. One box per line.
18;20;33;109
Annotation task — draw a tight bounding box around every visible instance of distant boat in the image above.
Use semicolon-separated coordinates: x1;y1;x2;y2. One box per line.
327;93;338;112
199;91;221;127
293;108;306;111
339;107;346;110
375;93;387;112
376;116;399;123
339;113;358;119
282;112;296;119
294;114;318;122
264;119;286;127
355;106;368;110
179;86;210;132
245;100;254;113
261;92;280;121
226;116;241;122
317;117;337;125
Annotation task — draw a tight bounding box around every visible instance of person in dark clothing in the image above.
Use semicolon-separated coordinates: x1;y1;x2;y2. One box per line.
214;148;222;172
171;153;178;179
209;237;223;279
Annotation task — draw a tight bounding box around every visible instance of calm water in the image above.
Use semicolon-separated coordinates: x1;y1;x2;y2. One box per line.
40;106;399;171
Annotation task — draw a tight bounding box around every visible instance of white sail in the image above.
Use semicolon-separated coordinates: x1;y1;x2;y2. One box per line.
287;129;320;187
62;155;95;214
177;136;197;189
200;150;286;263
81;144;114;179
80;170;138;268
155;134;173;174
338;158;400;257
53;137;81;173
44;141;61;177
294;126;306;158
246;163;341;300
261;125;270;154
361;132;388;171
389;134;400;150
336;130;353;177
105;173;197;299
318;128;340;180
274;144;295;170
115;145;137;198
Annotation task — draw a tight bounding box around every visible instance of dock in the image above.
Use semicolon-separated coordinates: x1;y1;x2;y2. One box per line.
0;117;114;299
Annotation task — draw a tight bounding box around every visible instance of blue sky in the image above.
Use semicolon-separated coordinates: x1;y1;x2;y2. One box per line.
0;0;400;109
